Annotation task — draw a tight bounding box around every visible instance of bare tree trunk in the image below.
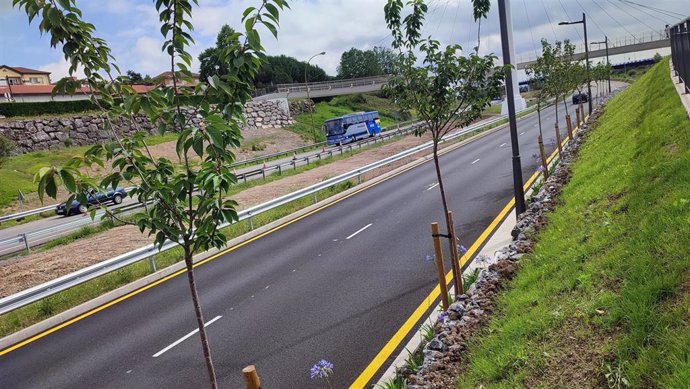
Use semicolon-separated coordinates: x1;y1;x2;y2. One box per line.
183;247;218;389
537;103;543;138
431;141;462;295
561;95;569;117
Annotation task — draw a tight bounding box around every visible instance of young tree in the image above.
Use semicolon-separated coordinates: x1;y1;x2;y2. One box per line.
384;0;504;293
14;0;289;387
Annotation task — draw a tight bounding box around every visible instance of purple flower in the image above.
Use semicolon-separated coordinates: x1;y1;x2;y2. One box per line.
425;254;434;262
437;311;449;322
310;360;334;380
459;245;468;254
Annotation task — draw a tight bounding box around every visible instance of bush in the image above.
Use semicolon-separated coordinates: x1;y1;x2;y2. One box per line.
0;99;99;117
0;134;13;167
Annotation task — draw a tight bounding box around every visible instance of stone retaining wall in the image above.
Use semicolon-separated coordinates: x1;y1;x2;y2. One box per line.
0;100;292;155
288;99;314;116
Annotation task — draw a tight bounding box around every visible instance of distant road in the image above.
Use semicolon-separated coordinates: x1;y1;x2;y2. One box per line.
1;92;615;388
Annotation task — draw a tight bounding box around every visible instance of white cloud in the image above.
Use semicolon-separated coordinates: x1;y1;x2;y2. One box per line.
130;36;170;76
39;59;85;81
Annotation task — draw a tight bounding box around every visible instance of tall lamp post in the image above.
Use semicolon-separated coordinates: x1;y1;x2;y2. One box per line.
559;13;592;115
497;0;526;217
591;37;611;94
305;51;326;141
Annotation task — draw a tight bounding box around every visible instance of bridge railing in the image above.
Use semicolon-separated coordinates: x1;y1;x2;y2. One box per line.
253;75;391;98
516;29;669;65
670;18;690;94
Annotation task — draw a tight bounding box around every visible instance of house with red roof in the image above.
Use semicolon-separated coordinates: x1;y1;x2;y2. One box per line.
0;65;157;103
0;65;52;86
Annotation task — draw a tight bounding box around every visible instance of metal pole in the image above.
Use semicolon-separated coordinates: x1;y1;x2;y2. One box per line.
305;52;325;141
497;0;526;217
583;13;593;115
605;36;611;94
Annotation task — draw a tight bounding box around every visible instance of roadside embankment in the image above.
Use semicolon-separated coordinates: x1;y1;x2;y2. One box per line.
450;58;690;387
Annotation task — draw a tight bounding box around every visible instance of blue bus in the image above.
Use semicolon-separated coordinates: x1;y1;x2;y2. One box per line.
323;111;382;145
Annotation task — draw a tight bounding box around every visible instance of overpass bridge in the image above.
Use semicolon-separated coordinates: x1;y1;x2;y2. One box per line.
253;30;669;101
253;75;389;101
516;29;670;69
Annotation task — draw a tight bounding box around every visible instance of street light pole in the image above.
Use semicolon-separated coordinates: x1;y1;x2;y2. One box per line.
591;36;611;94
497;0;526;217
559;12;593;115
305;51;326;141
583;13;592;115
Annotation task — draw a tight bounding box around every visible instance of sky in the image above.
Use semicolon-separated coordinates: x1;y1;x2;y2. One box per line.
0;0;685;81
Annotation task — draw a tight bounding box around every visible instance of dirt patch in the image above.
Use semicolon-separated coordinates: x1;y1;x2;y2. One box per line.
144;126;307;163
0;131;437;297
524;317;616;389
0;226;150;297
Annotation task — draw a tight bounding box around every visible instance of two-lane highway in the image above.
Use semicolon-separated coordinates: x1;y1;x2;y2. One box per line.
0;98;599;388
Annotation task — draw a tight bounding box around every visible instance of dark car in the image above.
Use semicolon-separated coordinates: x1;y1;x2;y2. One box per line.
572;92;589;104
56;187;127;216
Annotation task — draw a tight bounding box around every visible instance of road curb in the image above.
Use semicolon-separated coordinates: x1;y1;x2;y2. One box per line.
0;114;516;354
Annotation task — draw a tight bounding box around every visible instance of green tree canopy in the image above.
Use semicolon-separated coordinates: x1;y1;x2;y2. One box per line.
337;47;383;79
198;25;241;82
254;55;328;87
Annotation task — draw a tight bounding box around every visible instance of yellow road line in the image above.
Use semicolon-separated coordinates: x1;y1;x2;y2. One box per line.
349;123;582;387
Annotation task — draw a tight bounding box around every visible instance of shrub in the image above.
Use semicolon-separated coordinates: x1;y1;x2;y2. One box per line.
0;134;13;167
0;99;99;117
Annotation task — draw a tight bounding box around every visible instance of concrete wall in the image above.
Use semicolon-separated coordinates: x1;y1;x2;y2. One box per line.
0;100;294;155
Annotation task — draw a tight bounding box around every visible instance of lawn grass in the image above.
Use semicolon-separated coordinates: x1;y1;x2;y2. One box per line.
0;133;177;211
289;92;410;142
455;58;690;388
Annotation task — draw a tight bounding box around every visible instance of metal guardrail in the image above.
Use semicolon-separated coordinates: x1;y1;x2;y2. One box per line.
253;75;391;97
0;108;528;316
0;205;55;223
0;123;423;255
671;17;690;94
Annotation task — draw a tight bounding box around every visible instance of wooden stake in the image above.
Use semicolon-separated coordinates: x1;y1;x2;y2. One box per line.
579;102;584;124
575;107;581;127
554;123;562;155
566;114;573;141
242;365;261;389
447;211;464;295
431;222;450;311
538;134;549;179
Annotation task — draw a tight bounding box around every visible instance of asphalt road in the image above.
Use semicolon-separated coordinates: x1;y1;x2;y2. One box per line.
0;98;600;388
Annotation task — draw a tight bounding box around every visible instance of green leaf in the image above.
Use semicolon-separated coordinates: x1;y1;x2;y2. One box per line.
45;175;58;199
265;3;280;21
242;6;256;19
205;126;223;148
59;169;77;192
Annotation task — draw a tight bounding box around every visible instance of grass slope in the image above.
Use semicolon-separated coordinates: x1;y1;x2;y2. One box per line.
289;93;408;142
0;133;177;210
456;59;690;388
